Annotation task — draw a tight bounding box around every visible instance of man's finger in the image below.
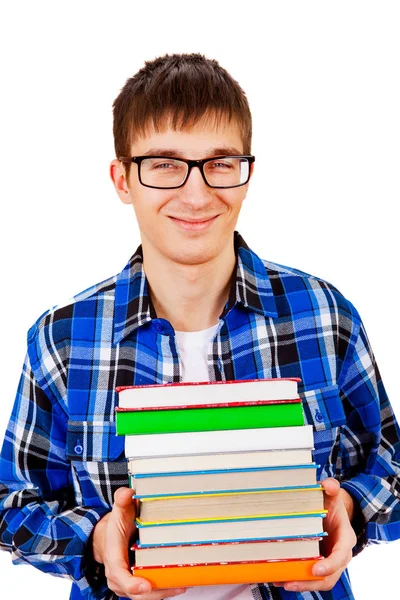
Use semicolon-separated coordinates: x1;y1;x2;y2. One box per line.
114;486;136;511
283;576;331;594
312;543;352;578
104;559;154;596
130;586;187;600
320;477;340;497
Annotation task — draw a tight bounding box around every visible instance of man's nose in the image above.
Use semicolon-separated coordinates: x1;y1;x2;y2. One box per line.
179;164;212;203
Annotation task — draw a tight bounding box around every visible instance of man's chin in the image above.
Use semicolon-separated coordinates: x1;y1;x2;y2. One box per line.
164;244;220;267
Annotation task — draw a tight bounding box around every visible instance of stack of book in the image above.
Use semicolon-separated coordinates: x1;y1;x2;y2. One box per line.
115;378;327;589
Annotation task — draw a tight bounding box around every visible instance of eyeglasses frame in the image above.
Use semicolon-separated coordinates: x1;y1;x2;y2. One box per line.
118;154;256;189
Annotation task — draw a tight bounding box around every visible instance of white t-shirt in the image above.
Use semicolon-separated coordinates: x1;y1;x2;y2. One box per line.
173;324;255;600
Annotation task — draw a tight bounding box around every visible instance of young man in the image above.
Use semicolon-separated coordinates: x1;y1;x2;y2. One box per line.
0;53;399;600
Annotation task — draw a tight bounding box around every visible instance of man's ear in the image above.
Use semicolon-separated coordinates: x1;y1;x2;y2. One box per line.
110;159;132;205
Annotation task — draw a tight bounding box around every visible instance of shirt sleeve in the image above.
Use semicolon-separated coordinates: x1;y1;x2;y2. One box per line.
0;337;110;598
337;308;400;556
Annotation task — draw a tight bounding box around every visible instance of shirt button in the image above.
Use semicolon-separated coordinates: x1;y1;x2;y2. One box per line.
74;444;83;455
315;410;324;423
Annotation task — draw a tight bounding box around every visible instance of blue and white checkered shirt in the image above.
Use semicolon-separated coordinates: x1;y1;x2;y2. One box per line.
1;232;400;600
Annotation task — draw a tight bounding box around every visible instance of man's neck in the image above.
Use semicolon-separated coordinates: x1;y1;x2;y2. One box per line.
142;243;236;332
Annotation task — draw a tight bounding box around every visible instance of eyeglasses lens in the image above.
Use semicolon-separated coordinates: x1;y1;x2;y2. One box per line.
140;157;250;188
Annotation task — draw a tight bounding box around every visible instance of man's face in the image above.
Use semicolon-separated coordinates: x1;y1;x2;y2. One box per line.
112;117;253;267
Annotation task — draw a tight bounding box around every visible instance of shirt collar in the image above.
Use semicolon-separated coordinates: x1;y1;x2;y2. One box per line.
113;231;278;345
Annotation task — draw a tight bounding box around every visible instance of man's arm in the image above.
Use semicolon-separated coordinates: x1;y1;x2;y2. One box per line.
0;343;110;598
337;312;400;555
273;308;400;594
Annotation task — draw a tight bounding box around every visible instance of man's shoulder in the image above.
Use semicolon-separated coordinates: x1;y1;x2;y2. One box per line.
260;256;360;320
27;271;119;343
261;256;336;285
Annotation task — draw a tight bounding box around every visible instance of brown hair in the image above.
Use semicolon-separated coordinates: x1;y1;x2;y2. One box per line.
112;53;252;177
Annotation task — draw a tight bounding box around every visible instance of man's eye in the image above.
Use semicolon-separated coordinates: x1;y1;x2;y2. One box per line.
209;161;233;169
152;162;176;170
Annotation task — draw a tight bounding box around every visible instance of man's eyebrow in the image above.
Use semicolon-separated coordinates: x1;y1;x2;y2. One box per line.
140;147;243;158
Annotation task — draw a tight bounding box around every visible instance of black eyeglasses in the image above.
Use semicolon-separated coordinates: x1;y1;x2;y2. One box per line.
118;155;255;189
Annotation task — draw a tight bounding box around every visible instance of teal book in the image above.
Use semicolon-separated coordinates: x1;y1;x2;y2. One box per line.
129;463;319;497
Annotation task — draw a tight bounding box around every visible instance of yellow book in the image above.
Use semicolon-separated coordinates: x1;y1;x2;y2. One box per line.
135;511;328;545
138;486;325;522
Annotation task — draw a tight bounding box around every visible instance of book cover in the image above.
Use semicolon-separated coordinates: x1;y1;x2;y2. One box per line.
131;557;325;588
116;401;304;435
135;511;328;545
132;535;326;566
116;377;301;409
124;424;314;458
127;448;314;474
137;486;325;521
129;464;319;497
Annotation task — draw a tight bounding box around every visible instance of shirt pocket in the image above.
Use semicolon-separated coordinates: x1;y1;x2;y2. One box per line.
67;420;128;509
299;385;346;481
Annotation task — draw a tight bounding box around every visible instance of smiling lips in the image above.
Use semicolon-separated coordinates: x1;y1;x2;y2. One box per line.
168;215;219;231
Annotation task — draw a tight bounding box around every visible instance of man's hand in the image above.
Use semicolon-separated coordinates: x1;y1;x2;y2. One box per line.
92;487;187;599
272;477;357;594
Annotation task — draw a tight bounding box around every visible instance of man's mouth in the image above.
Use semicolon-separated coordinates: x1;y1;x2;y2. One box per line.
168;215;219;230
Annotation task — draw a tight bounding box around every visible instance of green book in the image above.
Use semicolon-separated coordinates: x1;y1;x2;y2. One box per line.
115;401;304;436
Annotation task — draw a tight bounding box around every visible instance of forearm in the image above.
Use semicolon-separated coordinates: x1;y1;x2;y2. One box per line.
91;511;111;564
338;485;367;553
337;315;400;554
339;487;354;522
0;496;109;565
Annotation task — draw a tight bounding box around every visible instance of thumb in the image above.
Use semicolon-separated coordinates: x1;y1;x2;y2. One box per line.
113;486;137;519
114;486;136;508
320;477;340;497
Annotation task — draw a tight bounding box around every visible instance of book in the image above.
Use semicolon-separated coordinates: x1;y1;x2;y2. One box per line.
116;377;301;410
124;424;314;458
130;464;319;497
116;400;304;436
131;558;325;588
135;511;327;545
132;536;325;567
122;376;326;588
137;486;325;521
127;448;314;474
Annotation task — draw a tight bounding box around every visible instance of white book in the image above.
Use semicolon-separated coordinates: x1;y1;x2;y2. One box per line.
117;378;299;409
133;536;324;567
124;424;313;459
128;448;314;474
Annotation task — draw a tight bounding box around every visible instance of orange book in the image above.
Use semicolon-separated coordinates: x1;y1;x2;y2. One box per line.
132;557;324;589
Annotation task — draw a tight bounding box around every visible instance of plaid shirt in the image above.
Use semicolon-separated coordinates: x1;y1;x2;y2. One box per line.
1;231;400;600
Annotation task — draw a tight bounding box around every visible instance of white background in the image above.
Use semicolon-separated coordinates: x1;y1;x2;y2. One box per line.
0;1;399;598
